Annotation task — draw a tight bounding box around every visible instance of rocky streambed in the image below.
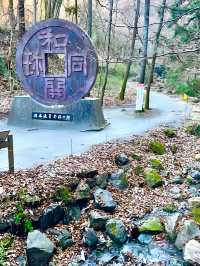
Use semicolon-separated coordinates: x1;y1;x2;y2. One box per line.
0;126;200;265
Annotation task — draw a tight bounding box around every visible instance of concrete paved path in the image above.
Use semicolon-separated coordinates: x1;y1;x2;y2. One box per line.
0;91;189;171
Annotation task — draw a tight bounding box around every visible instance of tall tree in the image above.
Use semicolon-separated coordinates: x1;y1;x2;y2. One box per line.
18;0;25;38
74;0;78;24
33;0;37;24
100;0;114;105
8;0;15;30
87;0;92;37
145;0;167;109
40;0;63;19
138;0;150;84
119;0;140;100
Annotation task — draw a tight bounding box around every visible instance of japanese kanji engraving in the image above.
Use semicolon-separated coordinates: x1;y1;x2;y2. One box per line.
16;19;98;106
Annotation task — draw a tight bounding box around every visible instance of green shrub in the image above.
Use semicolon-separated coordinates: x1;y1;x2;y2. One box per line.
186;124;200;136
134;165;144;176
0;234;13;265
14;203;33;233
150;159;164;171
144;168;163;188
171;144;178;154
149;140;166;155
191;207;200;223
55;186;72;204
132;153;142;161
163;128;176;138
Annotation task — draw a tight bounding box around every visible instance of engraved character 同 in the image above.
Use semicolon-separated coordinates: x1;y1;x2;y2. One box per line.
68;54;87;77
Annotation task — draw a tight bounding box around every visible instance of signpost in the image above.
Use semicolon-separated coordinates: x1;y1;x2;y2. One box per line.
135;83;145;111
0;131;14;173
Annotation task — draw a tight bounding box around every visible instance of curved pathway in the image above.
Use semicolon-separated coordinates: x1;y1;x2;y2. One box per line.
0;91;189;171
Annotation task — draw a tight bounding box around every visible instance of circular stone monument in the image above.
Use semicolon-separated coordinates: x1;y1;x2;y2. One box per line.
16;19;98;106
9;19;106;130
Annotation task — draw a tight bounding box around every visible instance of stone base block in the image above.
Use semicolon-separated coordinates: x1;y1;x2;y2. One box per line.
8;96;107;131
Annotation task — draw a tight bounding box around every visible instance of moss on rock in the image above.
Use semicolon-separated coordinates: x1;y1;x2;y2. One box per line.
54;186;72;204
139;217;164;233
150;159;164;171
144;168;163;188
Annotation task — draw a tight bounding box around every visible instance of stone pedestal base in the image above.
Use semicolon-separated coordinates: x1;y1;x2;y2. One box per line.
8;96;107;131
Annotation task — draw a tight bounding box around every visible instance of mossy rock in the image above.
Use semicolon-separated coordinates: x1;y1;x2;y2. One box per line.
150;159;164;171
144;168;163;188
139;217;164;233
191;207;200;223
132;154;142;161
106;219;127;244
149;140;166;155
134;165;144;176
75;181;91;200
186;123;200;137
163;128;176;138
163;203;177;213
54;186;72;204
95;174;108;189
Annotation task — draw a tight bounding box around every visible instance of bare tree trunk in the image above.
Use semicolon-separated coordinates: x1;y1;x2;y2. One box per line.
145;0;166;110
119;0;140;101
18;0;25;39
74;0;78;23
33;0;37;24
8;0;15;30
87;0;92;37
100;0;114;105
138;0;150;84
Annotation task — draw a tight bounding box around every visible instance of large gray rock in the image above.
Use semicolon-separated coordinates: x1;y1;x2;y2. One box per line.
27;230;55;266
89;210;109;230
75;180;91;201
57;229;73;250
175;220;200;250
39;204;64;230
83;228;98;247
164;213;180;241
115;153;129;166
184;239;200;265
106;219;127;244
94;189;117;212
109;169;129;190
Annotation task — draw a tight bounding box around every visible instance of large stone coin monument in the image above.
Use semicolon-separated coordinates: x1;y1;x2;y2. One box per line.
8;19;106;130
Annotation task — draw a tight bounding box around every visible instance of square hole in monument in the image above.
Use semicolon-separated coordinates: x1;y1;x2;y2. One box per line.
46;53;65;75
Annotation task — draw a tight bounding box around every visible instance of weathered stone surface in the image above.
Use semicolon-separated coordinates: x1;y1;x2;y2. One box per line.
115;153;129;166
175;220;200;250
94;189;117;212
57;229;73;250
164;213;180;241
138;234;152;244
39;204;64;230
109;169;129;190
139;217;164;233
63;205;81;224
188;197;200;208
171;176;184;185
0;219;10;232
95;174;108;189
16;256;27;266
191;170;200;181
89;210;109;230
184;239;200;265
27;230;55;266
106;219;127;244
144;169;163;188
83;228;98;247
75;181;91;201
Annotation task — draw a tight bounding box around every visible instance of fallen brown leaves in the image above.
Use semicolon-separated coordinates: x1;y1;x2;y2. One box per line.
0;126;200;265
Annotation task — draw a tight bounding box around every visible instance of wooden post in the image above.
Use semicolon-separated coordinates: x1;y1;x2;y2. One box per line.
7;135;14;173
